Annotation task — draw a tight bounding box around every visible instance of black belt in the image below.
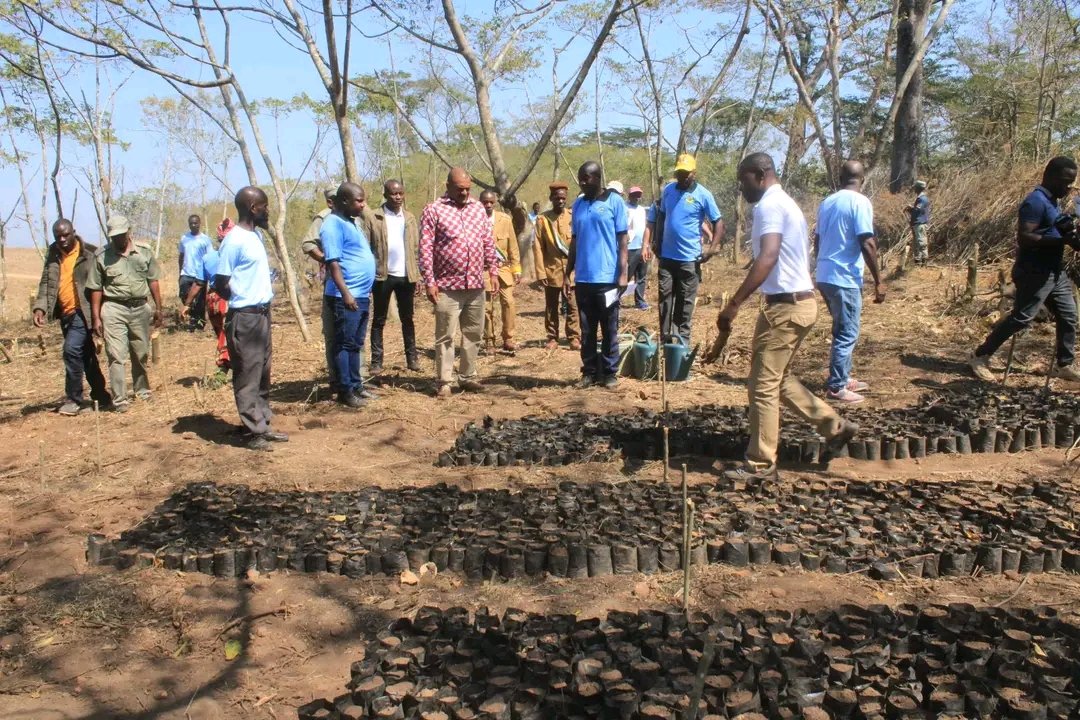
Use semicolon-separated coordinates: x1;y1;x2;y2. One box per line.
765;291;815;305
228;303;271;315
104;297;147;308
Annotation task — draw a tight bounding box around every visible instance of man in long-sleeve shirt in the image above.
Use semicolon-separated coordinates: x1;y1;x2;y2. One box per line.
419;167;499;398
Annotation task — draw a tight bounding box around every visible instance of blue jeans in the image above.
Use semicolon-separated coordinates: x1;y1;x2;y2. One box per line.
818;282;862;392
576;283;620;378
60;310;110;406
329;295;370;395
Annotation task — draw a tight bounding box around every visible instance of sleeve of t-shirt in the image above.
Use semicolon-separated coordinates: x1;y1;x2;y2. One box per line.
757;200;785;237
146;252;162;281
612;195;628;235
320;216;344;263
646;204;657;224
854;196;875;238
216;239;241;277
1018;194;1048;227
702;189;722;223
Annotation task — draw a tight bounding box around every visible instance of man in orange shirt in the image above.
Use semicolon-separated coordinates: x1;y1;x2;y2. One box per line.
32;219;111;415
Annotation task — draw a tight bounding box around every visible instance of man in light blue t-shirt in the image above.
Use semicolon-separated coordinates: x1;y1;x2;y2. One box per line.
178;214;213;331
566;161;628;389
321;181;377;409
646;154;724;343
814;160;885;405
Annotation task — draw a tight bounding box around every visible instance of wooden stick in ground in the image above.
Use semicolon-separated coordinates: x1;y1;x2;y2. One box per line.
0;341;12;363
662;426;670;485
1002;334;1019;386
659;349;667;410
681;463;690;612
38;441;45;490
685;630;716;720
94;401;102;476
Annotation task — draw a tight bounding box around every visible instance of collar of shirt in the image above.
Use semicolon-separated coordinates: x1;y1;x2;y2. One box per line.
383;204;404;217
760;184;783;202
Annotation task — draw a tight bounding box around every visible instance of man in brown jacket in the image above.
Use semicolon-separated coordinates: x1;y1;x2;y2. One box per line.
33;219;112;415
363;179;421;372
533;181;580;350
480;190;521;352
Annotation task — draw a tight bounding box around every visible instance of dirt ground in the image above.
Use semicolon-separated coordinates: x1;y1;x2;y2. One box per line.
1;247;1078;719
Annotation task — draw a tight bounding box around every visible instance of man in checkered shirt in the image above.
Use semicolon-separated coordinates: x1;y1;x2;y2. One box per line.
420;167;500;398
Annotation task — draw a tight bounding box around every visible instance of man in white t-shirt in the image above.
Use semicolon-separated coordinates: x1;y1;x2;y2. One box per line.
625;186;650;309
717;153;857;481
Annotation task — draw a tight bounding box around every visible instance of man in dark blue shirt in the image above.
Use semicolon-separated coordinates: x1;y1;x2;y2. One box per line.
970;156;1080;383
906;180;931;264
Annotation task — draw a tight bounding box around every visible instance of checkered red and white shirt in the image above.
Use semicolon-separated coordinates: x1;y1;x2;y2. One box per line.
419;196;499;290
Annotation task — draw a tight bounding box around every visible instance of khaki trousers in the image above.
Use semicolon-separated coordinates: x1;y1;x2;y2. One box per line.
484;280;516;346
101;300;152;401
543;285;579;342
746;298;841;469
435;288;485;385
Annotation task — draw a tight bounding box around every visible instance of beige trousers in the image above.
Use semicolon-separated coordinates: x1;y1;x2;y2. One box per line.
746;298;841;469
435;288;485;385
101;300;152;401
484;281;516;346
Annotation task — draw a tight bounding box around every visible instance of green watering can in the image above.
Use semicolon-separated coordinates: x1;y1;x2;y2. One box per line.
663;334;698;382
622;328;658;379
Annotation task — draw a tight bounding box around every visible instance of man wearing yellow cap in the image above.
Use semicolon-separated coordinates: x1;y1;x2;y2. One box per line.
645;154;724;343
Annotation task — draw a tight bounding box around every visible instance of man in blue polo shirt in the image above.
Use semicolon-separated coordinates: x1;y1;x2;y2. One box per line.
646;154;724;343
565;161;629;389
971;156;1080;383
178;214;213;330
322;181;377;409
814;160;886;405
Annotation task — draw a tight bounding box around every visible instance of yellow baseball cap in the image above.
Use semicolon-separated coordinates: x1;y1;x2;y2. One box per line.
674;154;696;173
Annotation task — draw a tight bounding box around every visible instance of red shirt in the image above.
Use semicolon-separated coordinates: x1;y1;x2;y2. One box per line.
419;196;499;290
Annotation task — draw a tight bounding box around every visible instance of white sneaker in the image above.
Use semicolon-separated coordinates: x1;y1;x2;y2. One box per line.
969;353;996;382
826;388;865;404
846;379;869;393
1050;364;1080;383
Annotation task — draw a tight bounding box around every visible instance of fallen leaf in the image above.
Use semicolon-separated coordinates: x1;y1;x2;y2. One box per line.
224;639;242;661
34;635;55;648
329;514;347;522
400;570;419;586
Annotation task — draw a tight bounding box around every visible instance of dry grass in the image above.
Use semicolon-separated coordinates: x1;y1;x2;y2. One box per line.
872;162;1044;264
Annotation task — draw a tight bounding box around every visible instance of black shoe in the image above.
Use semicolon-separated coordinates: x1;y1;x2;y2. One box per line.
578;375;596;389
602;374;618;389
722;465;779;483
337;392;366;409
406;357;421;372
825;420;859;457
357;387;377;400
247;435;272;452
262;430;289;443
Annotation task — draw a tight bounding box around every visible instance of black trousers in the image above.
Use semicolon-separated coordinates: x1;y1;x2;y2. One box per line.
626;248;648;306
225;308;273;436
576;283;621;378
179;275;206;327
658;258;700;343
976;266;1077;367
370;275;417;366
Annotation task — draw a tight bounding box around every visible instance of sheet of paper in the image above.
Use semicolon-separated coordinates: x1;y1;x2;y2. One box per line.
604;287;620;307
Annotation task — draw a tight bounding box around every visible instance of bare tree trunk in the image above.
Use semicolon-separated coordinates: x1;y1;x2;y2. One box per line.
890;0;930;191
0;86;45;258
593;68;605;176
153;151;174;257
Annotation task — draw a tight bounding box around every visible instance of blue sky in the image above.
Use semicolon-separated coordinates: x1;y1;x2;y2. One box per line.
1;0;992;248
